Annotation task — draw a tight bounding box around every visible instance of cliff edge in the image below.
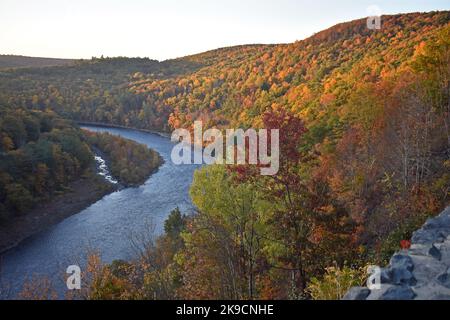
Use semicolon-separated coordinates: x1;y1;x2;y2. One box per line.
344;206;450;300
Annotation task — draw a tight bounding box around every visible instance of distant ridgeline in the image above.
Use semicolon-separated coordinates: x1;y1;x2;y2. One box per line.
0;12;448;134
0;55;75;70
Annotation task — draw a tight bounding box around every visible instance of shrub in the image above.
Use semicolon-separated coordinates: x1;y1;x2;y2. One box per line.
307;265;365;300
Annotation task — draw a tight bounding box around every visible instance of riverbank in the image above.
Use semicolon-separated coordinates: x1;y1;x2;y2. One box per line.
84;130;164;187
0;128;165;255
0;169;115;254
77;121;172;138
0;125;198;299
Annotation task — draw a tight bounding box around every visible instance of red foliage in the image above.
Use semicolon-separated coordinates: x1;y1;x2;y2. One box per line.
227;108;307;184
262;108;307;164
400;240;411;250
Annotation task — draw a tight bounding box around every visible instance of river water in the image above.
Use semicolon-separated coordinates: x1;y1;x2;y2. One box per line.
0;126;201;298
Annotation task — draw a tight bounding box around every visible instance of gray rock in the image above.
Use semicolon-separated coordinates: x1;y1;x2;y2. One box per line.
439;239;450;265
437;268;450;289
384;254;417;285
342;287;370;300
345;206;450;300
390;254;414;272
412;209;450;244
418;213;450;243
380;286;416;300
412;282;450;300
412;229;446;244
380;268;392;283
429;245;442;261
391;268;416;286
410;254;447;285
423;215;450;231
366;284;416;300
366;284;393;300
408;244;430;256
429;294;450;300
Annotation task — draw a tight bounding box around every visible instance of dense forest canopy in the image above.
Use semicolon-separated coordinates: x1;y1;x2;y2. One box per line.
1;11;449;299
0;13;448;133
0;105;93;219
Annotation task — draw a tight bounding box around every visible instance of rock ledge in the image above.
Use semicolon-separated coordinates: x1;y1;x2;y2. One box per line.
344;206;450;300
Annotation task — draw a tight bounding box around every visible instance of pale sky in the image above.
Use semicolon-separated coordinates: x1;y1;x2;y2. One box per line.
0;0;449;61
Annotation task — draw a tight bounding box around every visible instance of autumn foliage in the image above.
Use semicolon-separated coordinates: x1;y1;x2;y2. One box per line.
2;12;450;299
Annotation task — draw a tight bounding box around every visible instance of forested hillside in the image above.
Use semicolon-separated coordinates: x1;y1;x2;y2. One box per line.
81;12;450;300
2;11;449;299
0;55;74;70
0;105;93;220
0;104;163;229
0;47;271;131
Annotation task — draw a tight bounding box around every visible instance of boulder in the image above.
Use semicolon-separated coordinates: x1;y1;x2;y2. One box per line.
344;206;450;300
342;287;371;300
366;284;416;300
437;268;450;289
429;245;442;261
390;254;414;272
391;268;416;286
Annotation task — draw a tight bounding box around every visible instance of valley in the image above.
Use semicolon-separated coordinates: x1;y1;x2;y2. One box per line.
0;11;449;300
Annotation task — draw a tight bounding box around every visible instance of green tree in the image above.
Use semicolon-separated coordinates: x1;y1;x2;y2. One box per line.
5;183;34;214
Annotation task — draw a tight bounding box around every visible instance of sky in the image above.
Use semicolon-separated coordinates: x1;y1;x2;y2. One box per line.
0;0;449;61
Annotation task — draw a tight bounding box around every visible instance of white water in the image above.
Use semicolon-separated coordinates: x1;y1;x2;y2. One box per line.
94;155;118;184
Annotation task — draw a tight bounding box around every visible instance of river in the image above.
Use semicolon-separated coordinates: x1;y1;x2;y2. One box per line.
0;125;201;298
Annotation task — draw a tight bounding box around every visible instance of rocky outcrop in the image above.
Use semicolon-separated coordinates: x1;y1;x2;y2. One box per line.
343;206;450;300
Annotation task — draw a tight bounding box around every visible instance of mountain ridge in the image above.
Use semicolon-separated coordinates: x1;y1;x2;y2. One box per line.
0;54;75;70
